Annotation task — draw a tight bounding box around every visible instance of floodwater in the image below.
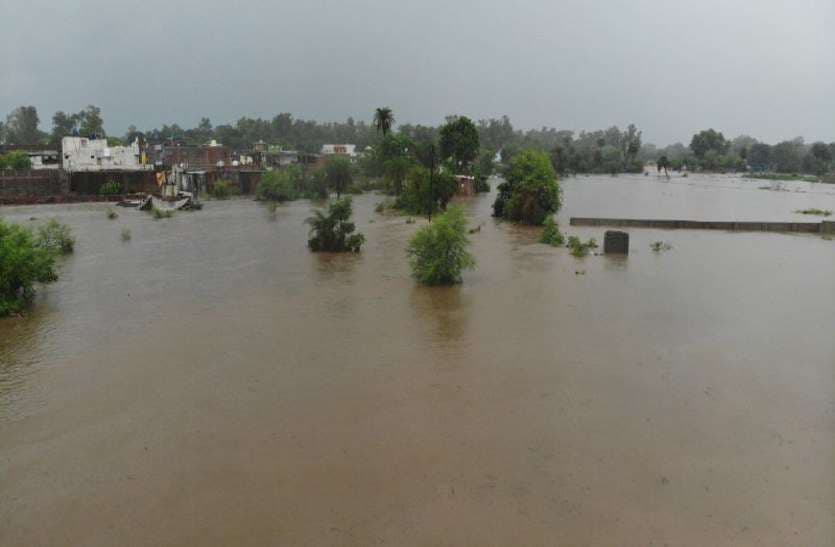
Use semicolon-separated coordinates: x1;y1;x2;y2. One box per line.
1;173;833;546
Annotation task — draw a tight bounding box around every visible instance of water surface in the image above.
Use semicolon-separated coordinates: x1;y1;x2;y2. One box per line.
1;174;833;546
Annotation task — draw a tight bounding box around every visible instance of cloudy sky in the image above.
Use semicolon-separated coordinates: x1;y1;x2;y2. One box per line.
2;0;833;145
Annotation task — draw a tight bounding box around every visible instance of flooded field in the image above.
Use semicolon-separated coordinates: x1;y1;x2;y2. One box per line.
1;174;833;546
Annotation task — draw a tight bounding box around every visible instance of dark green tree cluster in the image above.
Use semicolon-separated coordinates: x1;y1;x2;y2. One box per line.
0;151;33;170
305;197;365;253
493;150;561;225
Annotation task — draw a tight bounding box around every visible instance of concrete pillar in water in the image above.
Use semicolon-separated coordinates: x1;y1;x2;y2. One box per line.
604;231;629;254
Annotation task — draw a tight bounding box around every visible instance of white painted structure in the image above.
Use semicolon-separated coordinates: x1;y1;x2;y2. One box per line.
320;144;357;158
61;137;151;171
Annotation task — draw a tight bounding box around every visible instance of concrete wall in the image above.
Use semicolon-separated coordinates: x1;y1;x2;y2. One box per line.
570;217;822;233
0;170;68;203
69;171;158;195
62;137;150;172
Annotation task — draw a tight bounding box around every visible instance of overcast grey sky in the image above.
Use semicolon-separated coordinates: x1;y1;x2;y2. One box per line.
2;0;833;145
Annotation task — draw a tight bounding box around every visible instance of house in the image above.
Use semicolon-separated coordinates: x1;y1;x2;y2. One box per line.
454;175;476;197
62;137;151;172
151;141;231;170
320;144;357;158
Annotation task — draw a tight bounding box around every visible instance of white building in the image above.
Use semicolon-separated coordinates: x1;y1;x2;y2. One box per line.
61;137;151;172
320;144;357;158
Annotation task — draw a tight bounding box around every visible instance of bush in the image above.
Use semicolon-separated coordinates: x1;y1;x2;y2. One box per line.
407;206;475;285
493;150;561;225
567;235;597;257
98;181;123;195
106;208;118;219
305;197;365;252
795;208;832;216
650;241;673;252
121;228;132;241
395;166;457;218
0;151;33;170
257;170;297;202
36;219;75;254
0;219;58;316
209;180;238;199
540;216;564;246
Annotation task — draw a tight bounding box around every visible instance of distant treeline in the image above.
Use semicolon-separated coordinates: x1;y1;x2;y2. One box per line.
2;105;834;178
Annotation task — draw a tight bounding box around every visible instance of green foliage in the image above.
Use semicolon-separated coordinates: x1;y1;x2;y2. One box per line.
121;227;132;241
0;151;33;170
439;116;480;172
540;216;564;246
98;181;122;195
257;170;297;202
209;180;238;199
374;107;395;136
324;156;353;197
36;219;75;254
0;219;58;316
106;208;118;219
690;129;729;159
407;207;475;285
305;197;365;252
650;241;673;252
395;166;457;218
151;208;174;219
795;208;832;216
4;106;42;145
493;150;561;225
567;236;597;257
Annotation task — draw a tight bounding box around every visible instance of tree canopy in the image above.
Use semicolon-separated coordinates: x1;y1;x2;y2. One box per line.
493;150;561;225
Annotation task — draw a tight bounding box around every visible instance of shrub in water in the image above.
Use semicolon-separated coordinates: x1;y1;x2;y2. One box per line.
209;180;238;200
258;170;297;202
493;150;561;225
106;208;118;219
567;235;597;257
305;197;366;252
540;216;564;246
36;219;75;254
151;208;174;220
98;181;123;195
407;206;476;285
0;219;58;316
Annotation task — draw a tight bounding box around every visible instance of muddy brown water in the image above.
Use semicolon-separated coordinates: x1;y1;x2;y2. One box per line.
1;174;833;546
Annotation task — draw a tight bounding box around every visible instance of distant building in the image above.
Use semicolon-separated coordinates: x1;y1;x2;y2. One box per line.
61;137;150;172
150;141;231;170
454;175;476;197
320;144;357;158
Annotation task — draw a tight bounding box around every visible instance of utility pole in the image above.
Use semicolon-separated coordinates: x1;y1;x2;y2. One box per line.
428;144;435;223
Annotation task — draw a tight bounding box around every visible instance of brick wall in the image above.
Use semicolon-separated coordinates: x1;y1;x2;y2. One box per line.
0;170;68;203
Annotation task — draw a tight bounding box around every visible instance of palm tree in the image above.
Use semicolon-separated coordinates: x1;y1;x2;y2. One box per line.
374;107;394;137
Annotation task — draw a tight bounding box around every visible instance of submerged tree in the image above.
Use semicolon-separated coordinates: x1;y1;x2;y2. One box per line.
306;197;365;253
374;107;395;136
407;206;475;286
0;219;59;316
324;156;353;198
657;155;670;176
439;116;480;173
493;150;561;225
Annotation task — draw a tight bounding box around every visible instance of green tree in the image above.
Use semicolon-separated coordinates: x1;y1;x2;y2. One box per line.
407;206;475;286
257;170;297;202
493;150;561;225
374;107;394;136
77;105;105;137
5;106;41;144
397;165;457;220
439;116;480;172
0;219;59;316
324;156;353;198
51;111;80;145
690;129;729;159
747;143;772;172
305;197;365;252
656;155;670;176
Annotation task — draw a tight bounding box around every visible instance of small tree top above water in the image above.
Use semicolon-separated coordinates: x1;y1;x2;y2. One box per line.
493;149;561;225
306;197;365;253
407;206;475;286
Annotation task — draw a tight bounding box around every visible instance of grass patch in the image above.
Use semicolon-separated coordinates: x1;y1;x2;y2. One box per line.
151;208;174;220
